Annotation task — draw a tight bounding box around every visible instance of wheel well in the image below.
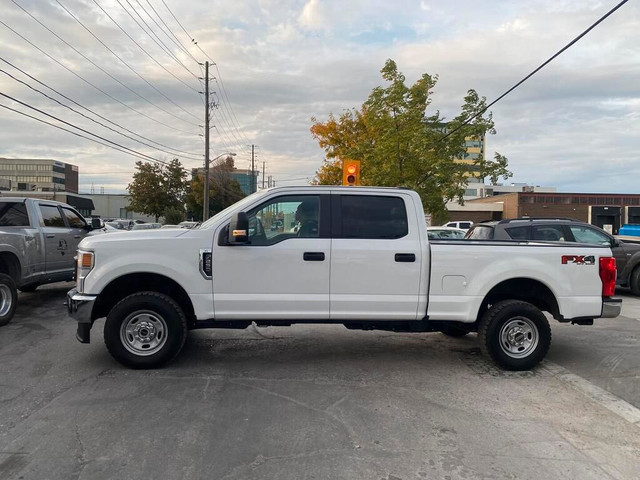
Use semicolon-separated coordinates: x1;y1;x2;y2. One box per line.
0;252;21;283
92;273;196;326
478;278;560;322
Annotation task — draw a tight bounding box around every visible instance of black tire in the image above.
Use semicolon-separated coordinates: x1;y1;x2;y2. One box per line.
478;300;551;371
104;292;187;369
439;324;470;337
18;284;38;293
630;266;640;296
0;273;18;327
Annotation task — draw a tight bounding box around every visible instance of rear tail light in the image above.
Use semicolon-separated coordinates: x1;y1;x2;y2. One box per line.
599;257;616;297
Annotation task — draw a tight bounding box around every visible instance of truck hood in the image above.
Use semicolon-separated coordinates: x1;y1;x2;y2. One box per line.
78;228;190;250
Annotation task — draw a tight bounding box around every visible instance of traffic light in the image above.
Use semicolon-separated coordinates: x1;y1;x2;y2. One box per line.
342;160;361;186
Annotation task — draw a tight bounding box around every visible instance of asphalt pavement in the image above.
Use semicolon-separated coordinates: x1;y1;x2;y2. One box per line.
0;283;639;480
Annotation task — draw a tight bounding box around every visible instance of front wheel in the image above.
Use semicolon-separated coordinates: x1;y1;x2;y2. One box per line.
0;273;18;327
478;300;551;371
104;292;187;369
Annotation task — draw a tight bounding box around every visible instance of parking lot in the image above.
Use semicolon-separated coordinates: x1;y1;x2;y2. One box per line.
1;284;639;480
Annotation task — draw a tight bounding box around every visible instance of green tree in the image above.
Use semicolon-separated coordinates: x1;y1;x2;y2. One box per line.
310;59;511;222
185;156;246;220
127;159;188;222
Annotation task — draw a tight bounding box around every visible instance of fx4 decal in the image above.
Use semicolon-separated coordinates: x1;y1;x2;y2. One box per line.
562;255;595;265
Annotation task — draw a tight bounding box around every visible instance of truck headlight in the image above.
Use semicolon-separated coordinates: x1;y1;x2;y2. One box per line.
76;250;94;292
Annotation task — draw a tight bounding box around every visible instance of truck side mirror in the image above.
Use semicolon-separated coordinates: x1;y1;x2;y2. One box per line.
228;212;249;244
90;218;104;230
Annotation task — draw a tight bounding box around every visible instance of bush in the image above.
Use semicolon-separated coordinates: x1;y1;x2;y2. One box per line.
164;207;185;225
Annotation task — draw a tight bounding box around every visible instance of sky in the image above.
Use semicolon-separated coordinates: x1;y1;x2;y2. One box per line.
0;0;638;194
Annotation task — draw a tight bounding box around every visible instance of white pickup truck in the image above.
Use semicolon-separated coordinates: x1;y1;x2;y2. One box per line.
67;186;621;370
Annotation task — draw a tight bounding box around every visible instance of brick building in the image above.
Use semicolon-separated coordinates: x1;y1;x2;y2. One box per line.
448;192;640;234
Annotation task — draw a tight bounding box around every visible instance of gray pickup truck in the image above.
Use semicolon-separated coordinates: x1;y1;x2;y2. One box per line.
0;197;103;326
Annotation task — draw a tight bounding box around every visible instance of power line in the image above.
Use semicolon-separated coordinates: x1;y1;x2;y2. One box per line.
0;91;171;165
0;57;200;158
213;64;253;145
0;67;202;161
10;1;200;126
437;0;630;145
116;0;200;81
143;0;201;66
134;0;202;71
57;0;200;96
91;0;201;91
159;0;252;149
0;21;195;135
0;103;162;164
53;0;200;123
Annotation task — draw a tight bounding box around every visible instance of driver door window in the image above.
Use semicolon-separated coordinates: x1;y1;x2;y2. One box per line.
248;195;320;245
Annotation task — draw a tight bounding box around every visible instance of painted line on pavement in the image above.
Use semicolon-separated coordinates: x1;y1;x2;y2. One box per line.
543;361;640;426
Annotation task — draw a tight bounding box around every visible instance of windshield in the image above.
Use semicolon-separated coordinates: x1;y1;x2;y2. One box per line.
199;190;266;229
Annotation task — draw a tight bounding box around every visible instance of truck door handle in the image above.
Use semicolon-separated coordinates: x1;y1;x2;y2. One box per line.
74;235;81;238
395;253;415;262
46;234;55;238
303;252;325;261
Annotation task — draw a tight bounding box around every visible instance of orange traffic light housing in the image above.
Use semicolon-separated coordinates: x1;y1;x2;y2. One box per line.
342;160;361;186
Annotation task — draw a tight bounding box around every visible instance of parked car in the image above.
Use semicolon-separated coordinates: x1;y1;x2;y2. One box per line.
0;197;104;325
105;219;134;230
131;223;162;231
466;218;640;295
178;221;199;229
67;186;620;371
427;226;466;240
443;220;474;231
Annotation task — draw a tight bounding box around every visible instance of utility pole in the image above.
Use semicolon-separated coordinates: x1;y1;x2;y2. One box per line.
203;61;211;221
250;144;255;194
262;161;265;189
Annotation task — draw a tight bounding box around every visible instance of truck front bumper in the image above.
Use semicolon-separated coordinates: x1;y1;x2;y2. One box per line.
601;297;622;318
66;288;97;343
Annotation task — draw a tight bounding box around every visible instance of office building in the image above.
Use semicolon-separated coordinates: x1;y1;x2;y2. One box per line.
0;158;79;193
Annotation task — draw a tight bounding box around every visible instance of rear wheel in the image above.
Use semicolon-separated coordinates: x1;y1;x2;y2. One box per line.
478;300;551;371
104;292;187;369
0;273;18;327
630;266;640;296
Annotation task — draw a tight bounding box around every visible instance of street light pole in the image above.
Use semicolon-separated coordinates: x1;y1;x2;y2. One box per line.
202;152;236;220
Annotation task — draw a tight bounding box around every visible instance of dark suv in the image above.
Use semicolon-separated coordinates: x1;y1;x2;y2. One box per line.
466;218;640;295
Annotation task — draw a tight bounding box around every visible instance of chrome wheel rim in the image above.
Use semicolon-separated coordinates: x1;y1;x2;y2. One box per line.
0;284;12;317
120;310;168;356
499;317;539;358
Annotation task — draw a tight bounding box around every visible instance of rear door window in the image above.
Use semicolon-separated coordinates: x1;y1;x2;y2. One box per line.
504;226;530;240
531;225;566;242
0;202;30;226
338;195;407;239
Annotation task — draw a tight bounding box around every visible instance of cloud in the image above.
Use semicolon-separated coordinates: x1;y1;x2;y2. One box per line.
0;0;638;195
